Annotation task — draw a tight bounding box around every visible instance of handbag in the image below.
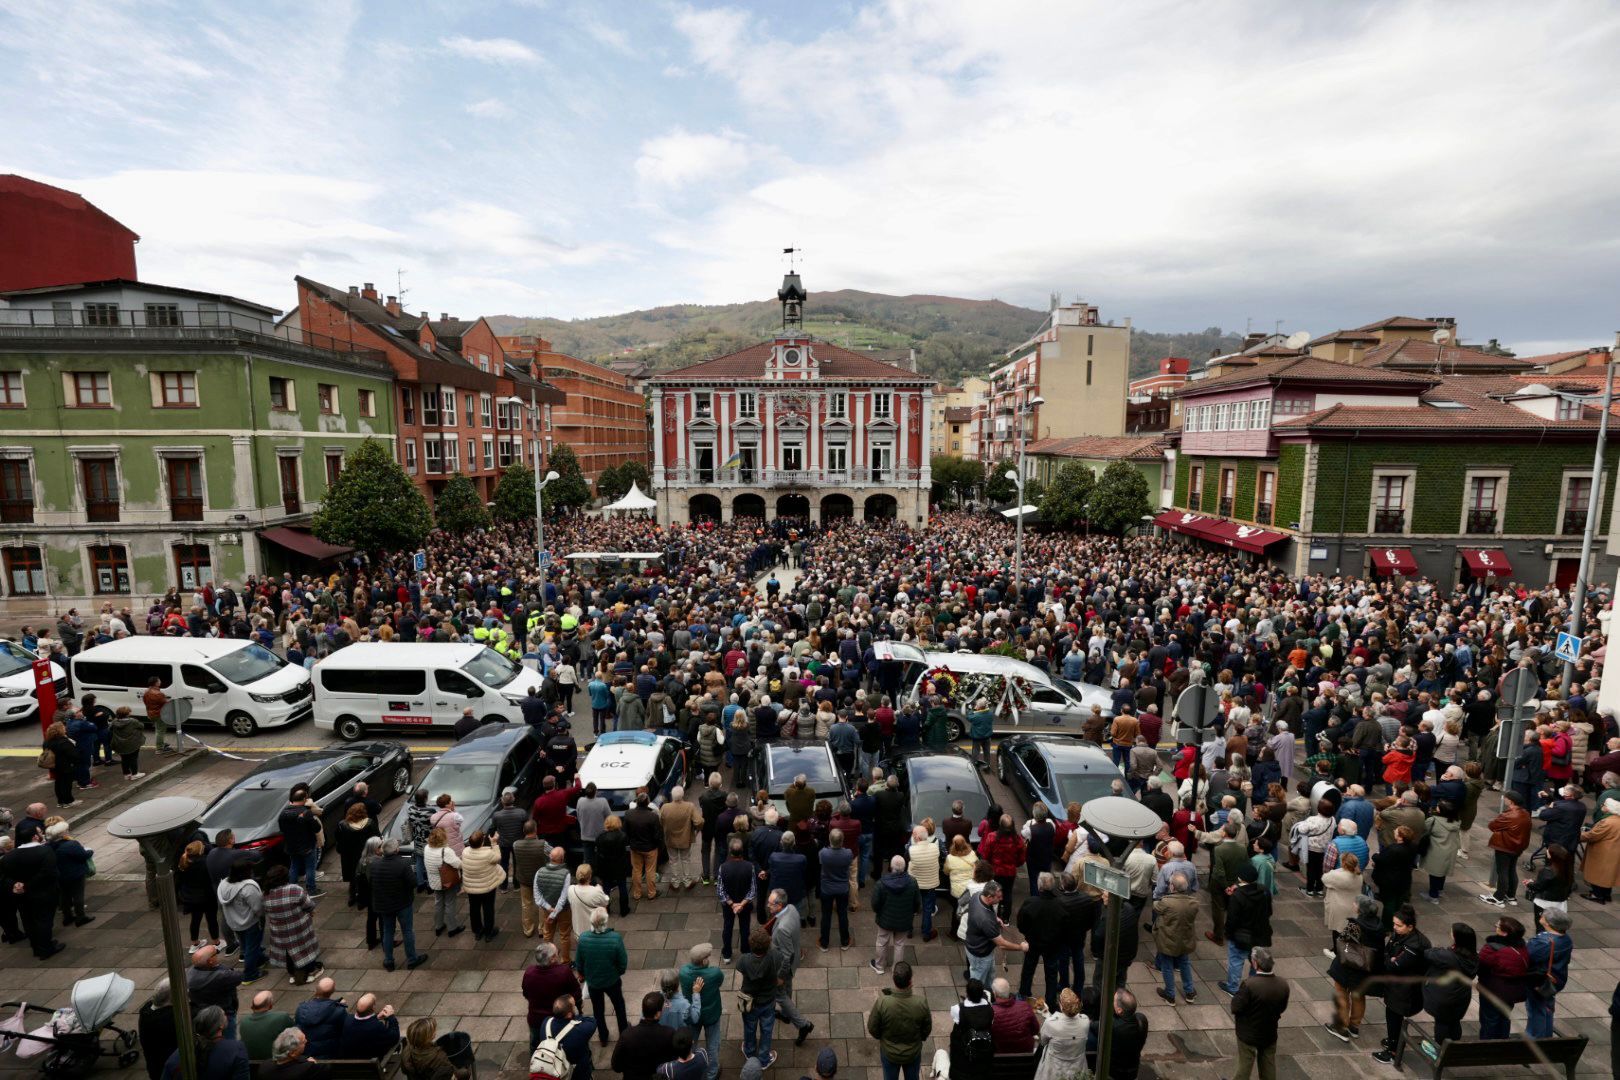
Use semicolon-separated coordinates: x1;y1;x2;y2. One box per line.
84;857;97;879
36;749;54;770
1335;920;1375;971
1530;942;1559;1000
438;860;461;890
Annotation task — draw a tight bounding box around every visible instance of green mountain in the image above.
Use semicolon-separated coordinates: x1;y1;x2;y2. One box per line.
488;291;1241;384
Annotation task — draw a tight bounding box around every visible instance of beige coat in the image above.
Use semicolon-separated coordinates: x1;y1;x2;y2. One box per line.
567;882;609;938
659;799;703;849
1321;867;1361;931
459;844;506;895
1580;815;1620;890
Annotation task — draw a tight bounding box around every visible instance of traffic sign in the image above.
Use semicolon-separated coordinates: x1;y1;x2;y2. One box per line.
1083;860;1131;900
1173;683;1220;744
1554;631;1581;664
539;551;552;568
1500;667;1539;709
413;550;426;572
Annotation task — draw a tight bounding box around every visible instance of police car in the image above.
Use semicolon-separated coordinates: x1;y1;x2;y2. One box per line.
575;730;691;811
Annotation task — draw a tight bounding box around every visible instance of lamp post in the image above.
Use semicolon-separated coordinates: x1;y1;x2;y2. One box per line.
110;797;207;1080
507;395;561;598
1006;394;1044;600
1077;797;1163;1080
1560;358;1615;694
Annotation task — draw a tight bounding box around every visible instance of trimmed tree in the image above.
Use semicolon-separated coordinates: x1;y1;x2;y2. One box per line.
491;464;536;523
983;459;1019;505
434;473;490;534
617;459;651;495
542;444;592;510
1040;462;1096;528
1089;459;1154;534
312;437;431;551
596;463;626;501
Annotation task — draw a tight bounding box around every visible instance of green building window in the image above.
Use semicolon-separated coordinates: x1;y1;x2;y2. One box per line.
174;545;213;590
90;545;131;594
4;546;45;596
0;460;31;524
167;458;204;522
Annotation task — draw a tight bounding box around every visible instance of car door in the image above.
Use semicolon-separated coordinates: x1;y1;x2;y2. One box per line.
432;668;486;727
1026;685;1073;726
312;753;372;808
1022;747;1055;809
181;664;229;724
511;731;542;803
653;741;680;799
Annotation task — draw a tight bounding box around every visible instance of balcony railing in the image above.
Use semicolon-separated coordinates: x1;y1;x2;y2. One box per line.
1254;501;1273;525
0;307;387;367
282;493;301;515
1373;508;1406;533
1186;494;1201;511
170;497;204;523
85;499;119;523
1218;497;1233;518
0;498;34;524
1466;508;1498;533
1563;507;1588;535
664;467;921;486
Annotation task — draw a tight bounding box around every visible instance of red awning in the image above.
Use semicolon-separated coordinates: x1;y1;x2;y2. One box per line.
1153;509;1216;539
259;527;352;561
1153;510;1286;552
1369;546;1419;574
1461;548;1512;576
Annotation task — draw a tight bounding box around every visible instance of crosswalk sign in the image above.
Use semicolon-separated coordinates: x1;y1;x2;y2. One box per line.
1554;631;1581;664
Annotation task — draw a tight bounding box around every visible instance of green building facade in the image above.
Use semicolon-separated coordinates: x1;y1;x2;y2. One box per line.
0;282;395;616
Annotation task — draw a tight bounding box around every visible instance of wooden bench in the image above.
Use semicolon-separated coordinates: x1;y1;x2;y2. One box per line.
250;1043;401;1080
1397;1022;1588;1080
991;1049;1041;1080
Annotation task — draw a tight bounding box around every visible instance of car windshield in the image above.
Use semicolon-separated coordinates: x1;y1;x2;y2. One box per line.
201;785;293;827
0;650;29;678
206;643;286;686
416;763;499;807
596;788;640;811
1053;771;1124;806
463;648;521;689
912;788;988;830
768;750;841;792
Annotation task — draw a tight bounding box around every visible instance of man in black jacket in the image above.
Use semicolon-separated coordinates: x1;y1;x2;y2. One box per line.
1016;872;1064;1003
871;776;907;870
1535;786;1586;852
624;792;664;901
370;840;426;972
1107;988;1149;1080
610;991;676;1080
1221;863;1272;996
0;831;62;959
277;785;323;897
1230;947;1289;1080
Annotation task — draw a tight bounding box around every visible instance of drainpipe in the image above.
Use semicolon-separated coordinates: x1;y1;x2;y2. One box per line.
1335;431;1358;575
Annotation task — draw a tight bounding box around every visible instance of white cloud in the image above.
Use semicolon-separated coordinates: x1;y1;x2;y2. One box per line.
440;35;540;66
634;128;752;190
464;97;511;118
414;200;631;267
579;17;632;54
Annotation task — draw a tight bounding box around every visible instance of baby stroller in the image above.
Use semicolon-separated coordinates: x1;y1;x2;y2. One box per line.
1;973;140;1077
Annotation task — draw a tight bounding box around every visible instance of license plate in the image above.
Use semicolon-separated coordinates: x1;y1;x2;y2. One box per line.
382;714;433;726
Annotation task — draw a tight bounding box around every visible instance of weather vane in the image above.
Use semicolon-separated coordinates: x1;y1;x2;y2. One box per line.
782;246;801;272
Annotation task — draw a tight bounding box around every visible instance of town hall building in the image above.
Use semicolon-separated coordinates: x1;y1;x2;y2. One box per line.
648;273;935;526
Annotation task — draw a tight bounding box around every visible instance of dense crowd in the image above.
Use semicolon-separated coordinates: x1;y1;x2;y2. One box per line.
5;508;1620;1079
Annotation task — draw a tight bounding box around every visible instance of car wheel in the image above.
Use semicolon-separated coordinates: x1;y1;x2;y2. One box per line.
336;715;365;742
391;764;412;796
227;711;258;738
945;716;963;742
481;714;505;728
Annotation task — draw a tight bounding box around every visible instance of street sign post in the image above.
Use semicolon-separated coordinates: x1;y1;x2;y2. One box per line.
539;551;552;568
1173;682;1221;816
1498;667;1540;810
1083;859;1131;900
413;550;426;572
1554;631;1581;665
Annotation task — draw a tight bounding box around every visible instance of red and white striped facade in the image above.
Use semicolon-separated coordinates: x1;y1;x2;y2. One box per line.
648;332;935;525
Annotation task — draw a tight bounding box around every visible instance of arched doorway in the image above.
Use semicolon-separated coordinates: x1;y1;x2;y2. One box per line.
821;493;854;521
776;493;810;520
732;493;766;520
864;493;898;520
688;494;722;522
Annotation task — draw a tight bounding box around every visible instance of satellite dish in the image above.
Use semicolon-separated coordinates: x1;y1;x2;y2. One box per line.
1432;328;1453;345
1284;331;1310;350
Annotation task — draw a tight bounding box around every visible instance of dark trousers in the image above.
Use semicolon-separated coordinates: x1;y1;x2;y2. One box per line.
120;751;140;776
52;773;74;806
1359;751;1381;792
1493;851;1518;899
819;894;849;948
722;902;753;960
499;844;515;887
1306;851;1325;893
603;878;631;916
993;875;1016;919
1385;1007;1409;1057
0;891;22;942
187;902;219;942
1432;1016;1462;1043
25;894;57;957
1019;946;1061;1003
58;879;87;923
1478;997;1511;1039
589;982;627;1044
1059;940;1086;993
468;891;497;936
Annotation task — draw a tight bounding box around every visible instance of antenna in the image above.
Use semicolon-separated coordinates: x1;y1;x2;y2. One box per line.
395;268;409;308
1273;319;1284;337
781;246;801;272
1431;327;1451;375
1284;331;1311;351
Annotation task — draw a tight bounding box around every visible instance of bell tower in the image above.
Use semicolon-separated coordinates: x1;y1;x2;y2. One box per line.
778;271;806;331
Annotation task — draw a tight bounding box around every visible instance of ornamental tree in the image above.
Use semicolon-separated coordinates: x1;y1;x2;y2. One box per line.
1040;462;1096;528
543;445;592;510
434;473;490;534
312;437;432;551
491;464;536;523
1089;459;1154;534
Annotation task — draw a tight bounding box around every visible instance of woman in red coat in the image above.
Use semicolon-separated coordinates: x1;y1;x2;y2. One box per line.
977;814;1026;918
1382;737;1416;793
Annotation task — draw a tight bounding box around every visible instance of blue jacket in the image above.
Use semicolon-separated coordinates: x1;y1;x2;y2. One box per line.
768;850;808;904
294;997;349;1058
339;1013;400;1061
819;847;853;896
50;839;94;883
1526;931;1572;993
539;1014;598;1080
1336;797;1376;842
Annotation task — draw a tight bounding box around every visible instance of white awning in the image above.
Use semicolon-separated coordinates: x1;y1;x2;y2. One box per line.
605;482;657;512
1000;504;1040;518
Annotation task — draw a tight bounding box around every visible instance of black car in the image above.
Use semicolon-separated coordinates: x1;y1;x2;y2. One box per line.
751;740;850;816
197;741;413;858
887;749;992;846
384;724;545;852
997;733;1125;814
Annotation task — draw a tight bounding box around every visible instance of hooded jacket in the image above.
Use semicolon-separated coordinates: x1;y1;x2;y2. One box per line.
1421;945;1479;1023
871;869;920;933
216;877;263;933
1477;933;1530;1006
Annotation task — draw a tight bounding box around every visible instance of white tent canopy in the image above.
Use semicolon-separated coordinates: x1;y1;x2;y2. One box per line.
1000;504;1040;518
605;482;657;514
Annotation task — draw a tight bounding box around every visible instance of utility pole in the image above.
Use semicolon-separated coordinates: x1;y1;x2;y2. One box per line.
1561;357;1615;693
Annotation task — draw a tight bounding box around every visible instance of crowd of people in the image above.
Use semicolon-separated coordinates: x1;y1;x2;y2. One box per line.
6;507;1620;1079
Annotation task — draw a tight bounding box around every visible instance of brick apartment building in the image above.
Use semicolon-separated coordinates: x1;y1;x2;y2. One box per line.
294;279;562;504
498;335;648;486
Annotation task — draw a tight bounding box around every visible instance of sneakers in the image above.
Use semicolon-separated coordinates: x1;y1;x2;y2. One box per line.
407;955;428;969
1217;982;1237;996
1479;894;1505;907
1348;1026;1361;1037
1324;1023;1351;1043
1371;1050;1396;1064
869;960;884;975
1155;988;1175;1004
1322;947;1336;959
761;1051;778;1070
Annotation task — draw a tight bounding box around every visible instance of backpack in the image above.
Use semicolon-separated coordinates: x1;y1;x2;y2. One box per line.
528;1018;581;1080
954;1001;994;1072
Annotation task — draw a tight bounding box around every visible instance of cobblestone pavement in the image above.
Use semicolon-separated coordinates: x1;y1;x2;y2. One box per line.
2;751;1616;1079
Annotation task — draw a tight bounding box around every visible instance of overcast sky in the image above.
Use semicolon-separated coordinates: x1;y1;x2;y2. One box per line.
3;0;1618;353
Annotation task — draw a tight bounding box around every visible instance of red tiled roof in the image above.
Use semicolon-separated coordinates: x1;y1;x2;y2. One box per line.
943;406;973;423
1354;315;1444;332
1516;349;1609;369
1181;355;1437;396
1028;435;1164;461
1306;329;1380;347
1359;339;1533;371
648;340;933;382
1272;376;1604;433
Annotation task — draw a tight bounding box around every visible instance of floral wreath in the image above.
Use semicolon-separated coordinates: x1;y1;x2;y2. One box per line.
924;666;960;701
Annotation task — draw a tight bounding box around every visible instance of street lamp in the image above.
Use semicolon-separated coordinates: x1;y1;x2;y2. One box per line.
507;395;562;598
110;797;207;1080
1008;394;1044;598
1077;797;1163;1080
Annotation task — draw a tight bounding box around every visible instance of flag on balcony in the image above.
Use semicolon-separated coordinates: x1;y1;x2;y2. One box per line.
722;450;742;470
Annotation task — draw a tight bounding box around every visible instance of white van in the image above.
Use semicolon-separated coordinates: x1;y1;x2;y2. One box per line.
71;637;312;737
873;641;1111;739
312;643;544;741
0;640;67;726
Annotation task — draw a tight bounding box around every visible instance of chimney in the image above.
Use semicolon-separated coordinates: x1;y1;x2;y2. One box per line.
385;296;402;316
440;312;450;321
420;312;429;322
348;285;359;297
361;282;378;301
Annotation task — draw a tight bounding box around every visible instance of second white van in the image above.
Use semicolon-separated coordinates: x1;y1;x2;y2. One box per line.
312;642;544;741
71;637;312;737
